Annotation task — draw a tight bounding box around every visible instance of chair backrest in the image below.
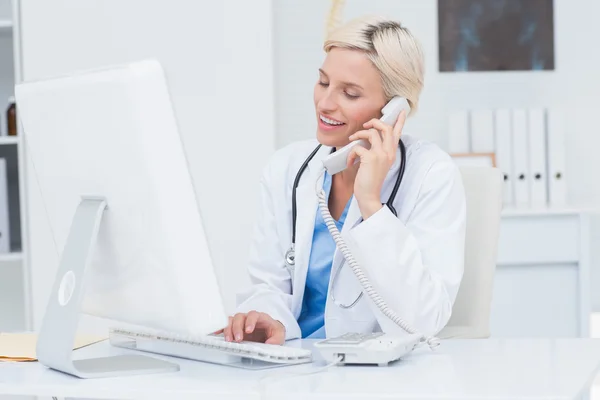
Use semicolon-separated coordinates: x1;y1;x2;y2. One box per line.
438;166;503;339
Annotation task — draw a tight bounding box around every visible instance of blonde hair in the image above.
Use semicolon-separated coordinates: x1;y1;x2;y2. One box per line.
324;16;425;114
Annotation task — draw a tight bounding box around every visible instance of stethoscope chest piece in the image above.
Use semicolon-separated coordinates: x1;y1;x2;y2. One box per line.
285;246;295;269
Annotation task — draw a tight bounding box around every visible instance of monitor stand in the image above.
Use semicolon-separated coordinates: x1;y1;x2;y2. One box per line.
35;197;180;378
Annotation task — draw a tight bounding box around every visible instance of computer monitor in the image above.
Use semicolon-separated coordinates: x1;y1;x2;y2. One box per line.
15;59;228;378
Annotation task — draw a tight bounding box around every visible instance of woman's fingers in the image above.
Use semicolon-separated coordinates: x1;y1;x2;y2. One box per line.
346;144;369;168
349;128;382;151
363;112;407;153
363;118;392;134
392;110;407;142
231;313;247;342
363;118;395;157
222;312;286;344
244;310;261;334
223;316;234;342
264;316;286;345
265;328;286;345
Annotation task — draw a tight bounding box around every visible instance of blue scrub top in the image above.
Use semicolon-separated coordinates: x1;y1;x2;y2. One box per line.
297;172;352;338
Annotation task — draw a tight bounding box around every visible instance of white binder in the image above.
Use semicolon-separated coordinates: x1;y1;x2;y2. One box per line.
527;108;548;207
494;109;514;206
0;158;10;253
448;110;470;153
470;109;495;153
547;111;567;206
511;109;530;207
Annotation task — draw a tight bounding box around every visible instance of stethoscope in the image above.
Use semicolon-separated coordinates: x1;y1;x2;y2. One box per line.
284;139;407;308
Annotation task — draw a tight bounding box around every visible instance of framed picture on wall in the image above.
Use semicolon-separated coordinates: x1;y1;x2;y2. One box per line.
438;0;555;72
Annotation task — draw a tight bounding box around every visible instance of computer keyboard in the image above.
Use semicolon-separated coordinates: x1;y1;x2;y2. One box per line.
109;328;313;367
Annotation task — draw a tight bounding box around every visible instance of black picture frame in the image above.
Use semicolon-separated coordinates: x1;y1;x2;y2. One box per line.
438;0;555;72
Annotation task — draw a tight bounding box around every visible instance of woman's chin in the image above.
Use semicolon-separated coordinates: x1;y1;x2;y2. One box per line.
316;130;348;148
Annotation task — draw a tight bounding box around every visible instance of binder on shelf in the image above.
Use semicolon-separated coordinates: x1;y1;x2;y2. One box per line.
527;108;548;207
448;110;470;153
494;109;514;206
470;109;495;153
0;158;10;253
511;109;530;207
547;111;567;207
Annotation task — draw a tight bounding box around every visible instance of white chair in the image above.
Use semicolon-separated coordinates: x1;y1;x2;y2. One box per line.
438;166;504;339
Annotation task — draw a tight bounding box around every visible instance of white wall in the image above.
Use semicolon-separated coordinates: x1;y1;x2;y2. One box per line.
19;0;276;331
0;0;10;18
0;0;14;137
273;0;600;308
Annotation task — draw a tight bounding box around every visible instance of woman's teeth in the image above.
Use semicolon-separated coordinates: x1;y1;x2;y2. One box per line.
320;115;344;126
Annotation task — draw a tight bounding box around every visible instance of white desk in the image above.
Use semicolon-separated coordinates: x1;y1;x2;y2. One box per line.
1;338;600;400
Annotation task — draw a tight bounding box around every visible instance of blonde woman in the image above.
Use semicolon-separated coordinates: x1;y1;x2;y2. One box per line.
219;16;466;344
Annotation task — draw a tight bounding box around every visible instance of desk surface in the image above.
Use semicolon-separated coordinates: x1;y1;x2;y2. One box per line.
1;338;600;400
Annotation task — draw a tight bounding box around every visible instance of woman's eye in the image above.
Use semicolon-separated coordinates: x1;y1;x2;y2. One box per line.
344;92;360;99
318;81;329;87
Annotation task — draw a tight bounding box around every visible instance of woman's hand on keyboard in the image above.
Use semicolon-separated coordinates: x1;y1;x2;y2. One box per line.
218;311;285;345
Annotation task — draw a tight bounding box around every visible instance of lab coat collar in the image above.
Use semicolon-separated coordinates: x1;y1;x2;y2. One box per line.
291;144;330;316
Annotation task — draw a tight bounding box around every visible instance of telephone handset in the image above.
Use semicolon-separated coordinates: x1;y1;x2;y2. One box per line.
322;96;411;175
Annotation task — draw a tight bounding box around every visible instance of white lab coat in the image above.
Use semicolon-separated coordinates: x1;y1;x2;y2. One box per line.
236;135;466;340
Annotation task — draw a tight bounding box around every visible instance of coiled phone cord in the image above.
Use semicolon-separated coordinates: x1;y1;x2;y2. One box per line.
316;170;440;349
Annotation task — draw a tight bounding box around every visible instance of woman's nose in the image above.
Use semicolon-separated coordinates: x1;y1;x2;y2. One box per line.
318;91;337;112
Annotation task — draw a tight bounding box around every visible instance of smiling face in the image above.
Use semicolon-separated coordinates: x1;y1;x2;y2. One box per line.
314;47;388;148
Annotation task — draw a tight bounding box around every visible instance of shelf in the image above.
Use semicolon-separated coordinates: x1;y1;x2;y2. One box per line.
0;252;22;263
501;206;596;218
0;136;19;146
0;20;12;31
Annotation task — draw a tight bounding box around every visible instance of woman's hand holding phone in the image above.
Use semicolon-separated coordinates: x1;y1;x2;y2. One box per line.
347;110;407;219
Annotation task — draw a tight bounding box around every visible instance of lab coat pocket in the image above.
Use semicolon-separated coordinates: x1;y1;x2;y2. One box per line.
331;264;375;324
331;263;364;308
